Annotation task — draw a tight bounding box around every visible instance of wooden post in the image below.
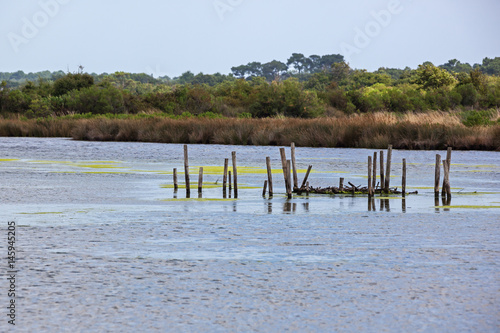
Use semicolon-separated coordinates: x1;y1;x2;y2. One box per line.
223;158;228;197
173;168;178;191
372;152;377;190
232;151;238;198
266;157;273;197
368;156;373;197
279;148;289;192
198;167;203;194
228;171;232;192
300;165;312;190
380;150;385;192
291;142;298;190
443;160;451;199
402;158;406;197
384;145;392;193
339;178;344;192
442;147;452;197
286;160;292;199
434;154;441;196
184;145;190;197
262;180;268;197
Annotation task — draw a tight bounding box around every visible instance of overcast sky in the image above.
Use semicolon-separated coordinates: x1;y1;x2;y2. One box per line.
1;0;499;77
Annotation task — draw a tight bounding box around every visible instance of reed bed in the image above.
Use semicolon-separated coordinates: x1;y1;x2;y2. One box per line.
0;112;499;150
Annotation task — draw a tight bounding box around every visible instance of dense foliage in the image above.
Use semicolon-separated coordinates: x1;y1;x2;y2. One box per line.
1;55;499;123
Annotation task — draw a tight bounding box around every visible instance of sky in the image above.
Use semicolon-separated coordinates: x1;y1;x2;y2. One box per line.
1;0;499;78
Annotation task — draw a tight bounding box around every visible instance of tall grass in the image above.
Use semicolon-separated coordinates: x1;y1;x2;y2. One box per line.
0;112;499;150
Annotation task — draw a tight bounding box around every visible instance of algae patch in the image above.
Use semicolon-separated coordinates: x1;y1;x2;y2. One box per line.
161;198;237;202
435;205;500;209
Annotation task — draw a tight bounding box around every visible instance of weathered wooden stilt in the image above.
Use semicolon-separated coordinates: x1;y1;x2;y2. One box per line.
443;160;451;199
173;168;178;191
372;152;377;190
434;154;441;197
402;158;406;197
339;178;344;192
262;180;268;197
184;145;190;197
286;160;292;199
384;145;392;193
279;148;289;193
368;156;373;197
442;147;452;198
198;167;203;194
291;142;298;190
232;151;238;199
300;165;312;190
380;150;385;193
228;170;232;193
266;157;273;197
223;158;228;198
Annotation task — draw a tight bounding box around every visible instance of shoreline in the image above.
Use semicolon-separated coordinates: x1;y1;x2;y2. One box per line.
0;113;499;151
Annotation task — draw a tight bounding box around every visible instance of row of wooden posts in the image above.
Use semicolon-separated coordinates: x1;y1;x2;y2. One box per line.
172;144;453;200
172;145;239;198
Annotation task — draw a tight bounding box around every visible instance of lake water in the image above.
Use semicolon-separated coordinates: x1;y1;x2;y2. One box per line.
1;137;499;332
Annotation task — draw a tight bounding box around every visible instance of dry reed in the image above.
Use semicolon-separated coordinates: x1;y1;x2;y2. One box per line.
0;112;498;150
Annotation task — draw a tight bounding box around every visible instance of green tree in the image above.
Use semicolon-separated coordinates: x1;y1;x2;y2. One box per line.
287;53;311;74
415;63;457;90
319;54;345;70
261;60;288;81
53;73;94;96
479;57;500;75
439;59;473;73
329;61;351;85
246;62;263;77
231;65;249;79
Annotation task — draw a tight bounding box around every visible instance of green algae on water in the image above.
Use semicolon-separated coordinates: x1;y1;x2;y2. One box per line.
434;205;500;209
161;198;237;202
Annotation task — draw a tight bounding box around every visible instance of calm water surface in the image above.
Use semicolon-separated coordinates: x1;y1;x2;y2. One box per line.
0;138;499;332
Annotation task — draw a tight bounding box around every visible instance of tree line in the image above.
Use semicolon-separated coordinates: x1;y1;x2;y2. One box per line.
0;55;499;122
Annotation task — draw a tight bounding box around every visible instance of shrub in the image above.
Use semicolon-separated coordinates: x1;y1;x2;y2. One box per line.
454;83;478;106
53;73;94;96
462;109;495;127
65;85;125;114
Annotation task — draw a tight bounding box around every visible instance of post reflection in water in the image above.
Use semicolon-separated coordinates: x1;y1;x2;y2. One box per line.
368;197;375;211
442;195;451;212
266;200;309;214
368;197;407;212
283;201;297;213
383;199;391;212
434;195;452;213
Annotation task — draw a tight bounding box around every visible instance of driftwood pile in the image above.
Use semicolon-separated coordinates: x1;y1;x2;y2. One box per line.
295;182;418;196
